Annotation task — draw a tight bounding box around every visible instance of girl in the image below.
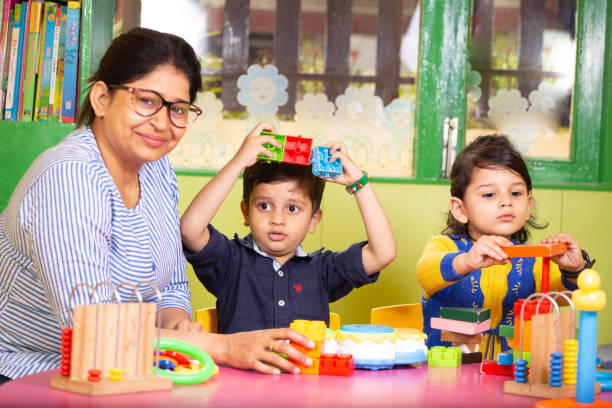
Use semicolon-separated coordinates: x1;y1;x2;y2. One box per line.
416;135;593;353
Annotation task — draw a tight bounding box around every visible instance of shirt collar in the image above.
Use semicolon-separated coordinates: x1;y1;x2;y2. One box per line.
234;233;321;260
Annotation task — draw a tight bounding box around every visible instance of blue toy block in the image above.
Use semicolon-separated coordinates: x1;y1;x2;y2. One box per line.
310;146;342;178
497;351;514;366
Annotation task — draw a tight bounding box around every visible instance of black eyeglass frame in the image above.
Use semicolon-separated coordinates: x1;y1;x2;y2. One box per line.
108;84;203;128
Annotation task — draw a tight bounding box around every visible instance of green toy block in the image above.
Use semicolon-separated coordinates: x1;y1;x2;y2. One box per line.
258;131;286;162
428;346;462;367
439;307;491;323
512;349;530;366
499;325;514;338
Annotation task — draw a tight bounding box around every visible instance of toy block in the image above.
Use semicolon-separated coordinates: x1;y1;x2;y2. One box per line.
462;352;483;364
428;346;462;367
295;356;320;375
258;131;286;162
497;351;514;366
290;320;326;342
430;317;491;335
499;325;514;338
291;340;323;359
502;242;567;258
283;135;312;165
514;298;551;322
319;353;354;376
480;360;514;376
513;320;532;351
310;146;342;178
439;307;490;323
512;350;531;366
440;331;483;344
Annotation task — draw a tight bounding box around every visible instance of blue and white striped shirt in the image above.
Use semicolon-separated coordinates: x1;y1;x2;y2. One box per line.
0;126;190;379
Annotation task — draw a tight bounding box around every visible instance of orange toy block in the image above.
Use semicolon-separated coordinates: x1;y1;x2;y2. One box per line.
295;357;320;375
502;242;567;258
291;340;323;359
512;320;532;351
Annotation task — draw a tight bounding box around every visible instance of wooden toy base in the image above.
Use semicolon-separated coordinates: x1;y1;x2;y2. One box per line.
534;398;612;408
50;374;172;396
503;380;601;399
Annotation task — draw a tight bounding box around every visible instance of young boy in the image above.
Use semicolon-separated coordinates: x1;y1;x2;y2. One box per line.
181;122;396;334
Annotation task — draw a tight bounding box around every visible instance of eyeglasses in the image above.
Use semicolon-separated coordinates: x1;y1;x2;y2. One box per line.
108;85;203;128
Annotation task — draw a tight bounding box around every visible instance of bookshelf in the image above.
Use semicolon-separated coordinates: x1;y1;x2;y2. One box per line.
0;0;114;210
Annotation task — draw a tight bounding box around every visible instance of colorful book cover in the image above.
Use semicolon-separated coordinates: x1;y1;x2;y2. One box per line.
34;2;57;122
47;4;61;121
0;0;19;119
4;3;26;121
16;1;32;121
52;5;66;121
21;1;45;121
61;1;79;123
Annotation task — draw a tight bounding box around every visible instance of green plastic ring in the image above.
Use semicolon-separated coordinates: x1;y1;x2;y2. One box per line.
153;337;215;385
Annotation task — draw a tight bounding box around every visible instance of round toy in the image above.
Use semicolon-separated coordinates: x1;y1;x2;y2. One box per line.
153;338;215;385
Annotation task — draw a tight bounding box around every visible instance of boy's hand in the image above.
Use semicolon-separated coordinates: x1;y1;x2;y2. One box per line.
458;235;512;273
542;233;584;271
232;122;281;169
318;142;364;186
173;319;208;333
221;328;315;375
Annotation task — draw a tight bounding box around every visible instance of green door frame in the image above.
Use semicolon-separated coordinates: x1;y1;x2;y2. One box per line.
415;0;612;190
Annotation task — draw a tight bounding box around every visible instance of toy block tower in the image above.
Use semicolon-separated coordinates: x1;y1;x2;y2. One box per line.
290;320;326;374
258;131;312;165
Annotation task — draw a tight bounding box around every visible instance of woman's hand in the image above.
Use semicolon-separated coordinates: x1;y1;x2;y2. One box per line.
232;122;281;169
542;233;584;271
172;319;208;333
454;235;511;274
219;328;315;375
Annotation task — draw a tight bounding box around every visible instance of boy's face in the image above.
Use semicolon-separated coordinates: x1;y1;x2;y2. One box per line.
450;166;532;241
241;180;322;266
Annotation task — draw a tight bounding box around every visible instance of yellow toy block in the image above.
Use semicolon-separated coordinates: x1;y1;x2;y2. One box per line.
290;320;326;342
296;357;320;375
291;340;322;359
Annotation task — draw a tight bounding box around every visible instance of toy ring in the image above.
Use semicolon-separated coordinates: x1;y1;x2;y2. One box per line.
153;338;215;385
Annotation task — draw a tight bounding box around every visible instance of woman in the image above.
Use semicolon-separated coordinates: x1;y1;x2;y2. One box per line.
0;28;312;384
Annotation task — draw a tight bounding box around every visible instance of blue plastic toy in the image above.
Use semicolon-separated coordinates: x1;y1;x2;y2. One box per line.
310;146;342;178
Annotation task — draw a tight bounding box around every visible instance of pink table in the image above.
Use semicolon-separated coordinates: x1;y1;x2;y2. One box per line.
1;364;611;407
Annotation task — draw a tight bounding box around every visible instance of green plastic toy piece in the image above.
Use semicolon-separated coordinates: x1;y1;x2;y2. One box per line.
499;325;514;338
512;349;531;366
439;307;491;323
427;346;462;367
258;131;286;162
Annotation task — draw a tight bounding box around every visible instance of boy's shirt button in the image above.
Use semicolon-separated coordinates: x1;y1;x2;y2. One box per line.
278;270;284;277
278;300;286;307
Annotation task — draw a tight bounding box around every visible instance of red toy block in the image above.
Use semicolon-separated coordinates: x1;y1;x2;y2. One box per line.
319;353;354;376
283;136;312;165
513;298;551;322
501;242;567;258
480;360;515;376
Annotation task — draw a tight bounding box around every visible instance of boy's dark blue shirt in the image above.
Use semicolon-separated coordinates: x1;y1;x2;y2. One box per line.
185;225;378;334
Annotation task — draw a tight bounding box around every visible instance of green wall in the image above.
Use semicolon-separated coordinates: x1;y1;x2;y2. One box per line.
178;176;612;344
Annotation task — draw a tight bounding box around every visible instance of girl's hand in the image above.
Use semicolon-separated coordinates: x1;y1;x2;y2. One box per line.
221;328;315;375
173;319;208;333
542;233;584;271
464;235;512;271
232;122;281;169
318;142;363;186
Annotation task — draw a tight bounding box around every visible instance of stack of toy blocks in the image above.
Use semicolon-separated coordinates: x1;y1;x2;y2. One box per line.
310;146;342;178
432;307;491;365
258;131;312;165
290;320;354;376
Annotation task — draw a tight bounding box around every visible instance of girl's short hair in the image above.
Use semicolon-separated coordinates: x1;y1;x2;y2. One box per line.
242;161;325;214
77;27;202;126
443;135;546;243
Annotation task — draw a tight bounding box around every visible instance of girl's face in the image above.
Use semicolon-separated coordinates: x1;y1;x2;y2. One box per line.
450;166;533;241
92;64;190;172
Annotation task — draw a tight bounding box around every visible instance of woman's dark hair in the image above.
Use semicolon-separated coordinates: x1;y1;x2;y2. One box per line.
243;161;325;214
443;135;547;243
77;27;202;126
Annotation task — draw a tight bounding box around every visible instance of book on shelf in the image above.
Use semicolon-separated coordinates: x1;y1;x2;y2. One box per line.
33;1;57;122
60;0;80;123
16;1;31;121
0;0;19;119
51;4;66;121
20;0;44;121
4;2;26;121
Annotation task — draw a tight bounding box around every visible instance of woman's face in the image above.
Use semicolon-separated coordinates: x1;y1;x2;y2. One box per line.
94;64;191;170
